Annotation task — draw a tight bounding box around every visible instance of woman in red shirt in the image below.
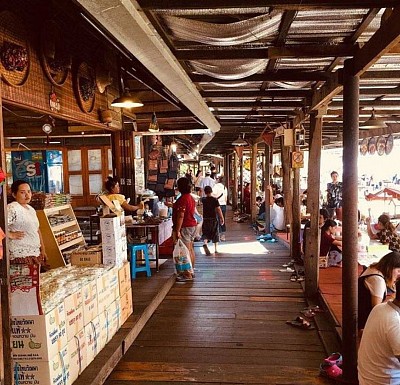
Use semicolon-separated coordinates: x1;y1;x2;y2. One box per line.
172;177;197;280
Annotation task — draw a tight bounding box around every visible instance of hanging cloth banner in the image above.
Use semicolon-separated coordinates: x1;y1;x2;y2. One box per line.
261;132;276;162
234;146;244;159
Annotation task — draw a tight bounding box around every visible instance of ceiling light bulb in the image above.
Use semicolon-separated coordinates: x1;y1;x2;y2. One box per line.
111;88;143;108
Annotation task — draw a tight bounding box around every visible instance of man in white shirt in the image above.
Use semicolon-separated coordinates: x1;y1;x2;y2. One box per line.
199;171;215;197
270;196;285;232
212;176;228;240
358;279;400;385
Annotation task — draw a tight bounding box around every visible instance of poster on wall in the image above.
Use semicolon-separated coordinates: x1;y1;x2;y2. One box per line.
134;158;145;193
134;136;141;159
11;150;64;193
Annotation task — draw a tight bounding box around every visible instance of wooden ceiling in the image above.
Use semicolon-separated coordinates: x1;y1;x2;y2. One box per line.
125;1;400;154
4;1;400;156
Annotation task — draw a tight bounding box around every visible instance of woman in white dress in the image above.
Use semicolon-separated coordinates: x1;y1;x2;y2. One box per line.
7;180;46;264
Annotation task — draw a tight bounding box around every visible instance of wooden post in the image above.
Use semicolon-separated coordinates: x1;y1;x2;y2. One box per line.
280;137;292;228
239;153;244;213
232;152;238;210
0;81;11;385
225;153;231;205
264;143;271;230
304;111;323;297
342;59;360;384
251;142;258;221
291;143;301;261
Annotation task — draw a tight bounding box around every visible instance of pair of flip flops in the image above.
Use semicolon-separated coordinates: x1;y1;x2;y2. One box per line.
319;352;343;379
290;273;305;282
286;316;315;330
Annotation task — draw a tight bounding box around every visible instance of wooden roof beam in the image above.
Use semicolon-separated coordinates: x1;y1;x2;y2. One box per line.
191;71;332;83
175;44;358;60
208;101;306;108
139;1;399;10
200;90;311;98
350;7;400;76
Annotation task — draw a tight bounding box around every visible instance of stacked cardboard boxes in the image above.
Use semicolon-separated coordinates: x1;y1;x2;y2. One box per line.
11;263;133;385
100;215;128;267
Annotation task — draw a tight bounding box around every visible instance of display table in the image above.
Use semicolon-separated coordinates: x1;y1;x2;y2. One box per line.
126;218;172;271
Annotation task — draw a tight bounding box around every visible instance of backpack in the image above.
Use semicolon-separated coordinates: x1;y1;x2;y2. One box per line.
358;273;386;329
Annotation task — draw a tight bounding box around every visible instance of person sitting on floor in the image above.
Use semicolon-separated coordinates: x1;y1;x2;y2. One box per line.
358;251;400;336
367;214;400;253
358;278;400;385
320;219;342;267
270;196;285;233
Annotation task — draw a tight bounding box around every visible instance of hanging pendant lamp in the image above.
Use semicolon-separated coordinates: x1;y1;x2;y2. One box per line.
232;133;247;146
360;108;387;130
111;87;143;108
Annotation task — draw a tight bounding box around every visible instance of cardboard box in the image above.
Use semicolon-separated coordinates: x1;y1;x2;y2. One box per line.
107;299;121;339
82;280;98;326
68;329;87;382
11;302;67;361
97;310;109;351
102;241;127;267
118;262;131;296
12;345;71;385
70;246;102;266
97;266;119;313
319;256;328;269
120;288;133;325
64;289;84;341
100;216;125;234
85;317;100;365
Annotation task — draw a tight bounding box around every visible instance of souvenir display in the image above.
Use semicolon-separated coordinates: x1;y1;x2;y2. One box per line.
360;138;368;156
368;137;377;155
377;136;386;156
385;134;394;155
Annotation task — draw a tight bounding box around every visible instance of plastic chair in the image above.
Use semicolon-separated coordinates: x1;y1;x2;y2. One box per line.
128;244;151;278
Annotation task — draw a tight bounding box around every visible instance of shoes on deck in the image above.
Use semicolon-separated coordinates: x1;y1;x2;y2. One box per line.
203;244;211;256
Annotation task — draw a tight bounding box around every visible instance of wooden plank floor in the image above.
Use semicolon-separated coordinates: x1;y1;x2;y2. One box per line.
105;213;335;385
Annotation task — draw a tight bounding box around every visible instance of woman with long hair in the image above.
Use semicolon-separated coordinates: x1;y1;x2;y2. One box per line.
367;214;400;252
358;251;400;332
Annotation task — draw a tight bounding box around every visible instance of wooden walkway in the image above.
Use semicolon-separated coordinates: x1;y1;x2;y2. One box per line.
102;212;339;385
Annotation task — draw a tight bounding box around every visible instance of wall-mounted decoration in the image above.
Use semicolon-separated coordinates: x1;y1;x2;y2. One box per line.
40;20;71;86
49;90;61;112
73;61;96;113
385;134;394;155
0;11;30;87
368;136;377;155
377;136;386;156
360;138;368;156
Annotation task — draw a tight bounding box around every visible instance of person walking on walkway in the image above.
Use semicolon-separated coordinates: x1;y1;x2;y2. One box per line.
212;175;228;241
202;186;224;255
172;177;197;280
358;279;400;385
199;170;215;197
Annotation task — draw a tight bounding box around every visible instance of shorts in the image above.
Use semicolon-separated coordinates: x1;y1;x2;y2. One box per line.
180;226;196;243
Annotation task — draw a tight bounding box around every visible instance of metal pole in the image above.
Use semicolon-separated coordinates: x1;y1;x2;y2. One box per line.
342;58;359;383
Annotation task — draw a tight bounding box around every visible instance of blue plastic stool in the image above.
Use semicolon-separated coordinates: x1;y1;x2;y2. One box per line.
128;244;152;278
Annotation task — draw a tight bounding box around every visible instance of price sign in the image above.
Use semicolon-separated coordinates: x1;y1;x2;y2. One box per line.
291;151;304;169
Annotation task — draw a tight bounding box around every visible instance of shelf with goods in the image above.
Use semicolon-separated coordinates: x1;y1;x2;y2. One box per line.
37;204;86;269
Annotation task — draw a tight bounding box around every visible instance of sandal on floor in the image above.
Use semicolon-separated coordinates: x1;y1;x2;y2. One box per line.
290;273;298;282
286;316;315;330
324;352;343;367
319;362;342;379
300;309;316;318
304;305;324;313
